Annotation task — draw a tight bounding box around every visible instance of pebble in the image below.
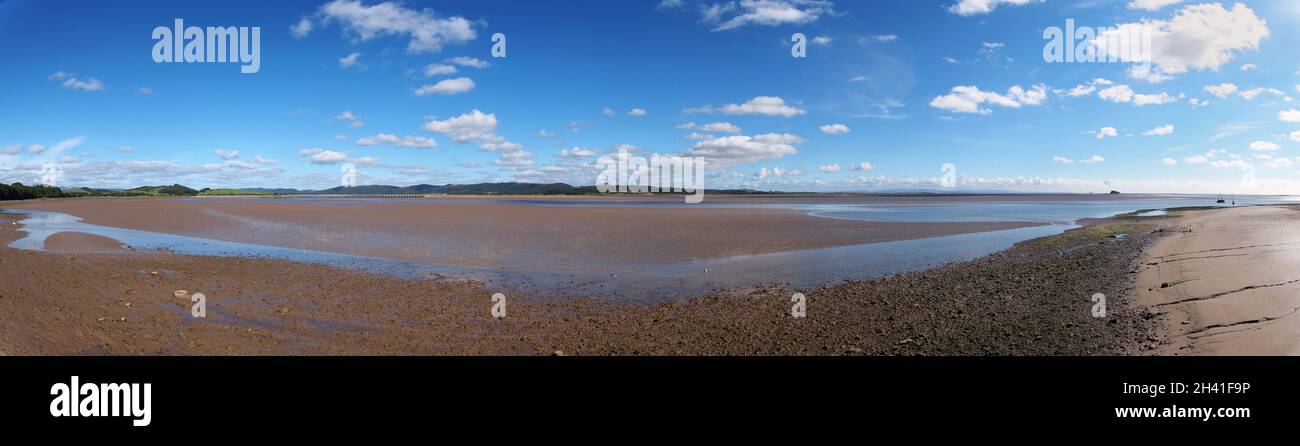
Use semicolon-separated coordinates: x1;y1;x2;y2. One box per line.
174;290;188;298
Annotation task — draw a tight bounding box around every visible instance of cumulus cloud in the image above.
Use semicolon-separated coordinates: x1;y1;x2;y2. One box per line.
1134;92;1176;106
1204;83;1238;98
1280;109;1300;123
850;162;875;172
1095;127;1118;139
421;63;457;77
683;133;803;167
627;108;648;116
1092;3;1269;81
702;96;807;117
299;148;349;164
414;77;475;95
1143;124;1174;136
215;149;240;160
445;56;490;69
819;164;841;173
356;133;437;148
314;0;477;53
1162;157;1177;166
819;123;850;134
1098;85;1135;103
1127;0;1182;11
421;109;498;143
678;122;742;133
1249;141;1280;152
929;84;1047;114
559;147;596;158
948;0;1042;16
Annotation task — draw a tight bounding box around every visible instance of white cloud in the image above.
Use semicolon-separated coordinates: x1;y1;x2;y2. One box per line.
683;133;803;167
850;162;875;172
356;133;437;148
1054;155;1105;165
627;108;647;116
559;147;596;158
868;34;898;43
421;109;498;143
602;107;616;116
1134;92;1176;106
678;122;742;133
291;17;314;38
1098;85;1135;103
1290;131;1300;143
948;0;1042;16
338;52;362;69
215;149;240;160
1162;157;1177;166
1249;141;1280;152
299;148;349;165
317;0;477;53
1127;0;1182;11
1093;3;1269;81
50;71;104;92
714;96;807;117
1143;124;1174;136
1238;88;1285;101
414;77;475;95
1279;109;1300;123
819;164;841;173
135;86;154;95
1240;63;1258;71
812;36;833;46
930;84;1047;114
707;0;834;31
1204;83;1238;98
421;63;457;76
445;56;489;68
1096;127;1118;139
819;123;850;134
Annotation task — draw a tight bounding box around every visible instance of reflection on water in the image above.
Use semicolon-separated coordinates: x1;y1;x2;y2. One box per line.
5;195;1297;301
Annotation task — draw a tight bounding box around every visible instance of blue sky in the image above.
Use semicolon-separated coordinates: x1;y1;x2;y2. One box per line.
2;0;1300;193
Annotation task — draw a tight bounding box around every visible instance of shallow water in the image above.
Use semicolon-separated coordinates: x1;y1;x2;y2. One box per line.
4;195;1296;300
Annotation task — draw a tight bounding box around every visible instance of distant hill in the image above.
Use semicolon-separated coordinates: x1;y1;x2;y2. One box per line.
309;182;593;195
126;184;200;196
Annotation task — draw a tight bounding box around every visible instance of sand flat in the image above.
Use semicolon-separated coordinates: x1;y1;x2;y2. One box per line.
4;197;1043;269
1137;206;1300;355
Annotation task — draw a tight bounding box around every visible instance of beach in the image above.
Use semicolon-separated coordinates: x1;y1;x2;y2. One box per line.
0;196;1184;355
1137;205;1300;355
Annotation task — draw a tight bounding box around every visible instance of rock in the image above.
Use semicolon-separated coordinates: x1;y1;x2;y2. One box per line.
174;290;188;298
149;271;159;276
551;350;565;356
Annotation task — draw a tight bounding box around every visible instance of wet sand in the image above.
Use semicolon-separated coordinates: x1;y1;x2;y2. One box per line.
1137;206;1300;355
3;197;1044;270
42;231;128;253
0;206;1161;356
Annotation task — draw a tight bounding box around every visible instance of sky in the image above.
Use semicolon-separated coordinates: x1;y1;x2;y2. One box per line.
2;0;1300;193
